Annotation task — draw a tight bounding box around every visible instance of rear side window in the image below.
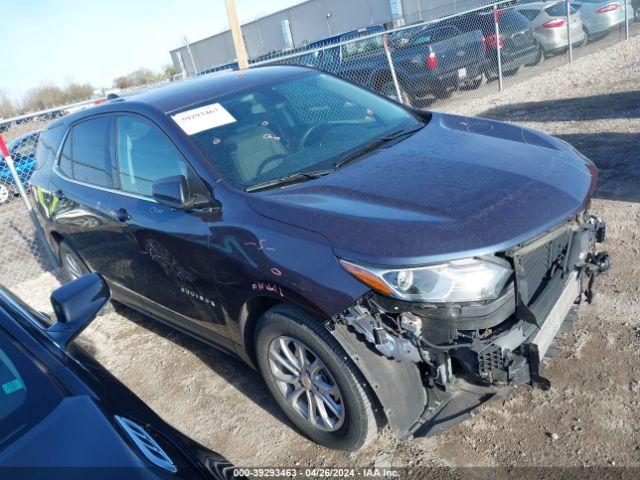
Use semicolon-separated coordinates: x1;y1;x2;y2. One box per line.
545;2;577;16
413;25;461;44
518;9;540;21
342;36;384;58
499;11;531;29
59;117;113;188
115;115;190;197
35;130;55;170
59;132;73;178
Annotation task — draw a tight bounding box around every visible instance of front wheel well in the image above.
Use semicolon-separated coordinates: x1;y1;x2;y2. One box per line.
240;297;329;366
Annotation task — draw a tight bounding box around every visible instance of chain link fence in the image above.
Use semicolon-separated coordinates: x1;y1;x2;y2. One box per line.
0;102;101;288
0;0;638;289
247;0;639;107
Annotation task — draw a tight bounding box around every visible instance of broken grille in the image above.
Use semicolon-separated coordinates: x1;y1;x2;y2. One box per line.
478;345;504;378
513;230;572;305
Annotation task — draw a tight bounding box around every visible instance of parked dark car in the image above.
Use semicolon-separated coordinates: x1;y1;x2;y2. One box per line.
0;131;40;205
293;22;487;102
449;8;542;77
0;273;237;479
30;66;609;452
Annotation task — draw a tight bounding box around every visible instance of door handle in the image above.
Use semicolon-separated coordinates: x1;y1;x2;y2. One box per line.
114;208;131;223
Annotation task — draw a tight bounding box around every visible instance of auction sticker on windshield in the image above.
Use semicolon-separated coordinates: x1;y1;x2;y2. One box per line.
171;103;236;135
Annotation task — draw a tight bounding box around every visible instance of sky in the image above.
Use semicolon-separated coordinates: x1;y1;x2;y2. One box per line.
0;0;304;100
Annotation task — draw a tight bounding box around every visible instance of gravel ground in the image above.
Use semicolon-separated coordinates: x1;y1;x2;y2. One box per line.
12;34;640;471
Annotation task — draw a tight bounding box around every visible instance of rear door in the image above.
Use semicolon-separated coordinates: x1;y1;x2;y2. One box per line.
108;113;230;340
48;115;123;277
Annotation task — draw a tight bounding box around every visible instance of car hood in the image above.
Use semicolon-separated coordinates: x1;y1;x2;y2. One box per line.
247;112;597;265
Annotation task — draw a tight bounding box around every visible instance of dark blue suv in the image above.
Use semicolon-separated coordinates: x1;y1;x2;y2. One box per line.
30;66;609;451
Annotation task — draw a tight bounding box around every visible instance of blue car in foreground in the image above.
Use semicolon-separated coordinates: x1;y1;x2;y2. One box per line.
30;66;610;451
0;131;40;205
0;273;237;480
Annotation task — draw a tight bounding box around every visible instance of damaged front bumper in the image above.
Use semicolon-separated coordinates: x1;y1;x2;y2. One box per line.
330;213;611;440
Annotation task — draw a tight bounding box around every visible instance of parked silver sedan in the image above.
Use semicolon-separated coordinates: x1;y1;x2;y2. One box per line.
572;0;632;37
515;1;587;54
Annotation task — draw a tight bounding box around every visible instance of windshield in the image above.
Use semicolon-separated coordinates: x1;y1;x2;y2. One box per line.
0;330;62;452
183;71;424;190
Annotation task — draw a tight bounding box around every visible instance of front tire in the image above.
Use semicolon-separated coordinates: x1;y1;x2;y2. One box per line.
0;183;14;205
255;305;379;451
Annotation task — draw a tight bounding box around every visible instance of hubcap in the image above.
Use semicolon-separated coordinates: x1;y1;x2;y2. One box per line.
267;336;345;432
64;253;83;279
0;185;9;204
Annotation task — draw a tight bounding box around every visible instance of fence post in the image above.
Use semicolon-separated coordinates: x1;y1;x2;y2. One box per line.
624;0;630;40
0;135;59;270
382;34;405;104
494;4;504;92
566;0;573;62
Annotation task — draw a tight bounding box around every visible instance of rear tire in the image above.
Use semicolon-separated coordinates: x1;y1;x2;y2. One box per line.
59;240;115;314
503;64;522;76
433;83;456;99
59;241;89;279
255;305;379;451
525;47;543;67
465;73;486;90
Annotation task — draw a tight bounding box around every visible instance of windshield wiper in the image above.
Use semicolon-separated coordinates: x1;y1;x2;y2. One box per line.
245;169;334;192
334;124;424;169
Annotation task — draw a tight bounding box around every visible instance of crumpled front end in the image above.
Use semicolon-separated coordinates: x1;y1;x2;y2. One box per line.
330;211;611;439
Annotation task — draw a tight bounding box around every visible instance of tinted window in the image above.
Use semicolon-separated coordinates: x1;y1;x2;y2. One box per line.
460;13;494;33
59;131;73;177
498;10;531;29
72;117;113;187
59;117;113;187
342;36;384;58
35;129;58;170
185;71;423;190
430;26;461;42
0;331;63;453
518;9;540;21
116;115;190;197
545;2;577;15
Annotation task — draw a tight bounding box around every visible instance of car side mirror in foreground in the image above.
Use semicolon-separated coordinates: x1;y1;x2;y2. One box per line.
47;272;110;349
152;175;211;210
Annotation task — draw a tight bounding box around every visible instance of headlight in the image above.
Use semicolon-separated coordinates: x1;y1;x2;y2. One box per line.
339;257;513;303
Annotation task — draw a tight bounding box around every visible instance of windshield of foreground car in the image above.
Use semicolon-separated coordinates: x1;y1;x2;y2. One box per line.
184;71;425;191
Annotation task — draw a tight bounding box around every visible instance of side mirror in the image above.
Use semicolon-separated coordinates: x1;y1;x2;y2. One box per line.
152;175;190;209
152;175;212;210
47;273;110;349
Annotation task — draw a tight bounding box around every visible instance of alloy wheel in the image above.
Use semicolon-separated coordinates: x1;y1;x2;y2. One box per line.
267;336;345;432
0;184;10;204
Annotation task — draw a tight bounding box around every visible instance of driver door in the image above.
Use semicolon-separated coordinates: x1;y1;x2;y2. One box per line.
108;113;229;340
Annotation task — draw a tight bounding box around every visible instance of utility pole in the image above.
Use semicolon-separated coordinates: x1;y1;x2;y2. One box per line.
184;35;198;75
225;0;249;70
